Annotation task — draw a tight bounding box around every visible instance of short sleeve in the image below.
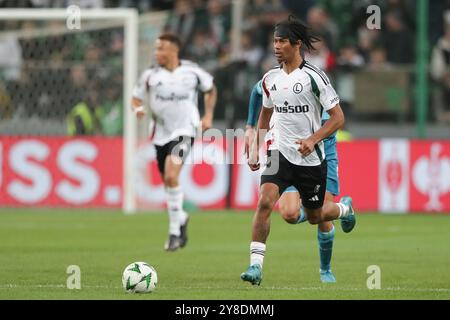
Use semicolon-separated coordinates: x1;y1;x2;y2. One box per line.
194;67;214;92
305;68;340;112
132;70;152;100
261;76;274;108
319;82;340;112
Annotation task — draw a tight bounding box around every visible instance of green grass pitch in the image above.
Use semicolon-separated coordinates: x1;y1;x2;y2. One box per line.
0;209;449;300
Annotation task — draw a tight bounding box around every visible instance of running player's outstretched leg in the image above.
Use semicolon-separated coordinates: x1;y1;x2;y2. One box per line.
278;190;336;283
163;154;189;252
339;196;355;233
305;199;356;233
241;183;280;286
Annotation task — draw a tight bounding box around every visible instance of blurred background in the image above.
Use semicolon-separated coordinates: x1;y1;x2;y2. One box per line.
0;0;449;213
1;0;450;137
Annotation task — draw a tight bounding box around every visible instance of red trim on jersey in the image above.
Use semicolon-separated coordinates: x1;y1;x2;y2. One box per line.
262;76;270;98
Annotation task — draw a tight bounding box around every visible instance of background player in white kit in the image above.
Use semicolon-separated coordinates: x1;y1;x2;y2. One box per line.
241;16;356;285
132;33;217;251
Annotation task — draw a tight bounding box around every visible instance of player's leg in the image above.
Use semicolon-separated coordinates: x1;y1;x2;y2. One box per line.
252;183;281;243
155;143;180;251
162;154;185;251
278;188;336;283
278;188;302;224
318;137;356;233
324;140;355;233
241;150;288;286
304;197;354;231
164;153;191;248
317;192;336;283
241;182;281;285
278;190;338;229
296;161;354;230
304;201;348;224
157;137;193;251
317;140;338;282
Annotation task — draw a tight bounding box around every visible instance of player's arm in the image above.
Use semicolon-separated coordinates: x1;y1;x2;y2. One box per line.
257;106;273;132
297;104;345;156
247;83;263;128
202;84;217;131
132;70;152;120
255;106;273;154
298;69;344;156
248;106;273;171
249;76;274;170
132;97;146;119
245;83;263;157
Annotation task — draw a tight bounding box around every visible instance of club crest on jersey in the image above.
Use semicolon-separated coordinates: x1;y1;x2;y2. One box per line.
293;83;303;94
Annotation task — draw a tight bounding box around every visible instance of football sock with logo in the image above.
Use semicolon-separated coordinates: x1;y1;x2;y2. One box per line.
166;186;183;236
250;242;266;267
317;226;335;272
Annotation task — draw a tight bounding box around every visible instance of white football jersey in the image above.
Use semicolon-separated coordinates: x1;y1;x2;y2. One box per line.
262;61;340;166
133;60;214;146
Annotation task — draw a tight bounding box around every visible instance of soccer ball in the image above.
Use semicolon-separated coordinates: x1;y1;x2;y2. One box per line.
122;262;158;293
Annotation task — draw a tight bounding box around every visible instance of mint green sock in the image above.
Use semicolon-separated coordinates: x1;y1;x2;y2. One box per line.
318;226;335;271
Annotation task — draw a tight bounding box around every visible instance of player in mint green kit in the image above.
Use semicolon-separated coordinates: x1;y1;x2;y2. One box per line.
244;79;353;283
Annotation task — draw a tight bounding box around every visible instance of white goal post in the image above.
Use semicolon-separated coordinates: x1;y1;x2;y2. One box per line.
0;8;139;214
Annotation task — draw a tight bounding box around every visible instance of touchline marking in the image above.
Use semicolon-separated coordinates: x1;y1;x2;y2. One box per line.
0;284;116;289
0;284;449;293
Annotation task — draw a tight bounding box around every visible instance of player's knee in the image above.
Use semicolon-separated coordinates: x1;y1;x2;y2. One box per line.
279;205;299;224
257;195;276;213
164;173;179;188
305;210;321;225
307;215;321;225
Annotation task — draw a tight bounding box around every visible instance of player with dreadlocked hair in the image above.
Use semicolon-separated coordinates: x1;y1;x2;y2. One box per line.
243;15;356;284
241;15;356;286
276;15;320;52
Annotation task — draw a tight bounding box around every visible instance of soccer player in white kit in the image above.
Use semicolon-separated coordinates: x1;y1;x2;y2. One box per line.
132;33;217;251
241;16;356;285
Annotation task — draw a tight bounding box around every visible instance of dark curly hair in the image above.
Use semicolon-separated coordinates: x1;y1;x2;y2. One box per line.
274;15;320;51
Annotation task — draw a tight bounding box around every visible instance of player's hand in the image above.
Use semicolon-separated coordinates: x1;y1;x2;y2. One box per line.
296;138;315;156
201;116;213;132
248;155;260;171
244;127;256;158
134;106;146;120
248;140;260;171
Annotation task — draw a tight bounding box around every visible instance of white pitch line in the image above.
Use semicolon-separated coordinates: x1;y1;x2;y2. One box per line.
0;284;118;289
0;284;449;293
176;285;450;293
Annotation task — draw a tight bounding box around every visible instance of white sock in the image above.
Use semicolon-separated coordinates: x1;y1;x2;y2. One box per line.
179;210;188;226
166;186;183;236
337;203;350;218
250;242;266;267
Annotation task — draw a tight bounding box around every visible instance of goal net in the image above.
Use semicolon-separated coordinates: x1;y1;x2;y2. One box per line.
0;9;168;213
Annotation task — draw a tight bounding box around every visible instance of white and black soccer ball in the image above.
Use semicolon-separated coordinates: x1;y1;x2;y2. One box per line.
122;262;158;293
